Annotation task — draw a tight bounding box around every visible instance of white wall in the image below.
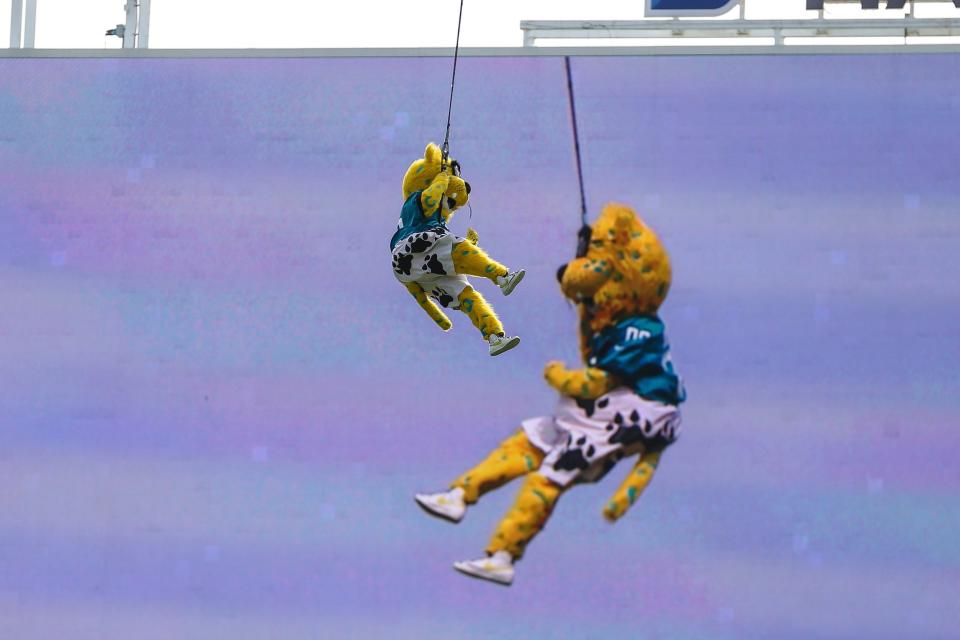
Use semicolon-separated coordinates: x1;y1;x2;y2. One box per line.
2;0;959;49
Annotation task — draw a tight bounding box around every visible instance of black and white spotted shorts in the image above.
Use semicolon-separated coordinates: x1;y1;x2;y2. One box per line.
521;387;682;488
391;228;469;308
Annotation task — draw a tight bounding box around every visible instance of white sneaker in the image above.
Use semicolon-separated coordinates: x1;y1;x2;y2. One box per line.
488;333;520;357
453;551;515;586
414;487;466;523
497;269;525;296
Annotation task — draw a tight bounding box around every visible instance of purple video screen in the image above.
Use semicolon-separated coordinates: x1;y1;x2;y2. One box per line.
0;54;958;638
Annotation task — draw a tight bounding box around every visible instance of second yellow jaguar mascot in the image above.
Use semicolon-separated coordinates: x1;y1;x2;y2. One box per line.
415;203;687;585
390;143;525;356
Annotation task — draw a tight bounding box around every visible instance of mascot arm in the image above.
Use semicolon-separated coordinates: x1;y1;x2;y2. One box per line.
602;450;662;522
404;282;452;331
543;361;617;400
420;172;451;217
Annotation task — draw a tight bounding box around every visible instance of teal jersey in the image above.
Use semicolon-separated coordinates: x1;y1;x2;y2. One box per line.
390;191;446;250
588;315;686;405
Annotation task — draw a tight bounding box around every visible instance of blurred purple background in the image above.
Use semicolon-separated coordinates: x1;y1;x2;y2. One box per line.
0;54;958;639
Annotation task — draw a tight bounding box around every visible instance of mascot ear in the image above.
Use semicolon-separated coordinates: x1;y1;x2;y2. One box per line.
425;143;443;165
607;203;638;245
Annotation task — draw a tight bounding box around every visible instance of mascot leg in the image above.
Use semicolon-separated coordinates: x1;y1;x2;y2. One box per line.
456;286;504;339
450;441;561;584
415;429;541;526
486;472;563;560
453;237;525;299
451;240;509;281
450;429;545;504
404;282;452;331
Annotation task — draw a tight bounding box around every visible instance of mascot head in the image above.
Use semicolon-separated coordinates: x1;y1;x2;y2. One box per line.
402;142;470;218
556;203;672;341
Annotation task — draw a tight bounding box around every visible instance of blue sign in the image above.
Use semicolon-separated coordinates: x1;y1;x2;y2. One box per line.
647;0;740;16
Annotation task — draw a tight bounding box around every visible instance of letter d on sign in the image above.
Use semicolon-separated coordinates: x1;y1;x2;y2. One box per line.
646;0;741;16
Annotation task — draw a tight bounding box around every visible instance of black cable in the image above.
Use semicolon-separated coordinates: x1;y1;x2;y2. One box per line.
565;56;592;258
565;56;588;228
441;0;465;169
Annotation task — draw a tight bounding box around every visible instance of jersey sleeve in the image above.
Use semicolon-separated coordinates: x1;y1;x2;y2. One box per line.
404;191;425;217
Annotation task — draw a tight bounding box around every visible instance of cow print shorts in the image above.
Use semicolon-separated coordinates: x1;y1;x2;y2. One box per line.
520;387;682;488
391;228;469;308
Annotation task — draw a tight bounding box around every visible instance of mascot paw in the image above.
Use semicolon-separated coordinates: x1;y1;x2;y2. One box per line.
602;502;622;523
543;360;566;382
437;317;453;331
465;227;479;245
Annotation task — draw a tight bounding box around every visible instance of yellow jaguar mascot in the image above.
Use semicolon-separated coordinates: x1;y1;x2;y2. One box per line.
390;143;525;356
415;203;686;585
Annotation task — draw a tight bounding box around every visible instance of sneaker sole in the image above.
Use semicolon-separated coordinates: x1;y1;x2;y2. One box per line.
453;562;513;587
489;336;520;357
500;270;525;296
413;495;463;524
